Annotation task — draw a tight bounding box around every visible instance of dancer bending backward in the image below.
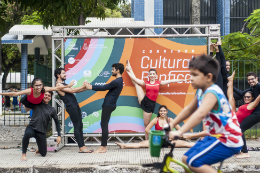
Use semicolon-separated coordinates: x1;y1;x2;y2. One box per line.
85;63;124;153
227;71;260;158
125;60;186;139
115;105;195;149
0;78;74;110
55;68;93;153
169;55;243;173
21;91;61;161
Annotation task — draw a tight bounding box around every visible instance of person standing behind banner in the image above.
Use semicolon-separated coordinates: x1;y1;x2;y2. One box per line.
55;68;94;153
13;89;18;111
85;63;124;153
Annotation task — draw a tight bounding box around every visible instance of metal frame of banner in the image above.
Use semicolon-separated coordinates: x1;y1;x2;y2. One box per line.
51;24;220;146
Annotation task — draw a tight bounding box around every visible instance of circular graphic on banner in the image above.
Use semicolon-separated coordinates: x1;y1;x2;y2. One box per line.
92;112;99;117
68;57;75;64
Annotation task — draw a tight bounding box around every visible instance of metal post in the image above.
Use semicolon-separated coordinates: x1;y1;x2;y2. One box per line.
0;36;2;115
21;44;28;113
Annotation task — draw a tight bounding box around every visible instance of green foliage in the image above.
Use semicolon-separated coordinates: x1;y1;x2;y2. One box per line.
221;9;260;77
21;11;42;25
119;3;131;17
105;8;122;18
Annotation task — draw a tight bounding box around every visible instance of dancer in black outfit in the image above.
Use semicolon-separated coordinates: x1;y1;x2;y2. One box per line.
232;72;260;158
21;91;61;161
55;68;93;153
85;63;124;153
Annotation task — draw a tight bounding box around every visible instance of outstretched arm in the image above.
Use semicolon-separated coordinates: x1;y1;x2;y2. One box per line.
55;83;87;94
160;79;187;86
45;80;75;92
0;89;30;97
233;87;251;99
87;80;118;91
248;94;260;110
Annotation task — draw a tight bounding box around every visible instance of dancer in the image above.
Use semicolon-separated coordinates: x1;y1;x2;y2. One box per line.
169;55;243;173
0;78;74;110
55;68;93;153
125;60;186;139
21;91;61;161
231;71;260;158
85;63;124;153
115;105;195;149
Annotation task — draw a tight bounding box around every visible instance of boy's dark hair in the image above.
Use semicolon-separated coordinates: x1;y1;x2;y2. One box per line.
46;91;53;97
54;68;65;79
149;68;157;74
31;78;45;93
189;54;219;83
112;63;124;75
246;72;257;78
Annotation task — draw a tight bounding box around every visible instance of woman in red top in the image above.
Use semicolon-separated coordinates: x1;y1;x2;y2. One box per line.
115;105;194;149
0;78;75;110
126;60;186;139
227;71;260;124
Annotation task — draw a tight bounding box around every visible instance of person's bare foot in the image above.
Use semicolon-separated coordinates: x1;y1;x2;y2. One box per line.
115;142;125;149
21;153;27;161
126;60;133;72
35;149;40;154
217;40;222;45
214;43;219;52
79;146;94;153
235;152;250;159
210;44;214;52
93;146;107;153
227;71;235;86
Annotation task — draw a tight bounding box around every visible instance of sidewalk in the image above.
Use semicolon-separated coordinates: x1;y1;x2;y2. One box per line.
0;140;260;172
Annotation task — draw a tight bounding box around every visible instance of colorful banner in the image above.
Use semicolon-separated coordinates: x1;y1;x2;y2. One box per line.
64;38;207;133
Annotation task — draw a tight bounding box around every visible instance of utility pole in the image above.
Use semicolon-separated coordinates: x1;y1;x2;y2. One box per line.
0;0;2;115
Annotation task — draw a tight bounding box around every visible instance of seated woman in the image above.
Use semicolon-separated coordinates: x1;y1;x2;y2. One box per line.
227;71;260;158
115;105;195;149
0;78;75;110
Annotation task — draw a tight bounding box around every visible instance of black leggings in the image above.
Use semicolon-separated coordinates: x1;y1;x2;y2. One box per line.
22;126;47;156
240;111;260;153
66;106;85;148
101;105;116;146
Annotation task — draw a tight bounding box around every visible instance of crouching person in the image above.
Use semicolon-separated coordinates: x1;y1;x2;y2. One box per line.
21;91;61;161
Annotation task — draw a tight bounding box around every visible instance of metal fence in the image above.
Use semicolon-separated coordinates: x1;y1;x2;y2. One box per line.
163;0;190;34
230;0;260;33
1;71;34;126
200;0;217;34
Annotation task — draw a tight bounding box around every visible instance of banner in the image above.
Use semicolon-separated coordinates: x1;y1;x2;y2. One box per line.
64;37;207;133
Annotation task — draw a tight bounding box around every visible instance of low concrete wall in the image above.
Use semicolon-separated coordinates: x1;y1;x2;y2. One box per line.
0;125;25;142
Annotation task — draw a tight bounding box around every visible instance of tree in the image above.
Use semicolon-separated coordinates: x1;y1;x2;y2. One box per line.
1;2;34;88
221;9;260;75
119;3;131;17
105;7;122;18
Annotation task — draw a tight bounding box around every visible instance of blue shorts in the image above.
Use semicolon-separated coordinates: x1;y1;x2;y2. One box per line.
184;136;242;167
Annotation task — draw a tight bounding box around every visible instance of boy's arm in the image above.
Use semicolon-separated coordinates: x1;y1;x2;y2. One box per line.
170;96;198;128
169;92;218;139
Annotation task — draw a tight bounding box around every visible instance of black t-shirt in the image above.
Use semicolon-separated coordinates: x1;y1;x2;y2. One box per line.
29;103;61;136
92;77;123;107
58;83;79;108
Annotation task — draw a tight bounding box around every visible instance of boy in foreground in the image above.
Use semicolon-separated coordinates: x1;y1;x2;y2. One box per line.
169;55;243;173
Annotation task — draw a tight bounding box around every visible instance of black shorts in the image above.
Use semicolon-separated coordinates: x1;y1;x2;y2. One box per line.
140;95;156;113
20;95;36;109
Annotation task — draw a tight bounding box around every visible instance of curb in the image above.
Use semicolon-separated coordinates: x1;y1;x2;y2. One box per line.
1;164;260;173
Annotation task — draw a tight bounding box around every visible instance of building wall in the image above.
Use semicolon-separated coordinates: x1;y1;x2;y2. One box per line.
154;0;163;34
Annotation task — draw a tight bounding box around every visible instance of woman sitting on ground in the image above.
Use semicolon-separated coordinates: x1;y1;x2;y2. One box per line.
227;71;260;158
115;105;195;149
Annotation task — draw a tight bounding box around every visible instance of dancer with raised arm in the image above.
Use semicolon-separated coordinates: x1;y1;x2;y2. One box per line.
55;68;93;153
85;63;124;153
21;91;61;161
125;60;186;139
115;105;194;149
0;78;74;110
227;71;260;158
